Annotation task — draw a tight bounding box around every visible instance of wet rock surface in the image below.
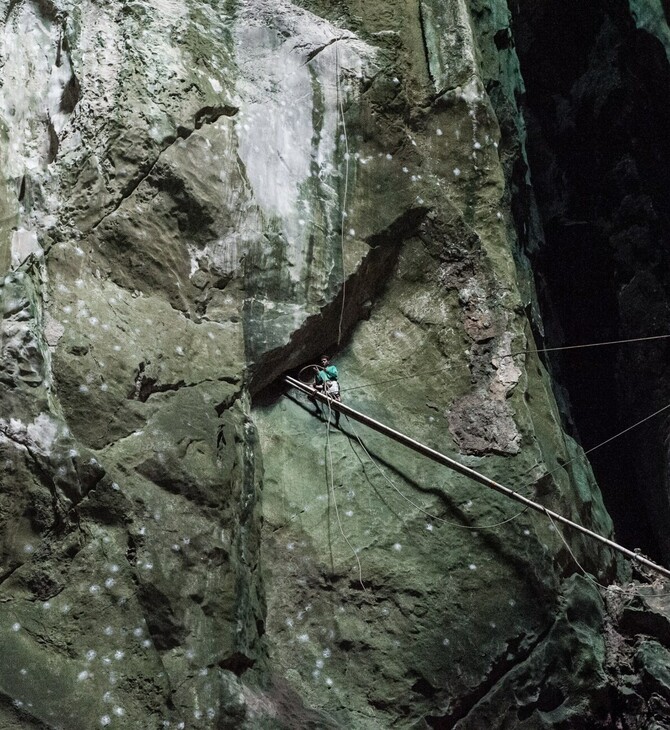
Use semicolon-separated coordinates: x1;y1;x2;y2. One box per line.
0;0;670;727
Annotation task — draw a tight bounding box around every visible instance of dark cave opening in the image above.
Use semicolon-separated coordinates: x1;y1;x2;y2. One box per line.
510;0;670;561
534;222;651;554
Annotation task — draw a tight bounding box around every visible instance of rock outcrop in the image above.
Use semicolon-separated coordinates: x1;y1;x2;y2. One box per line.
1;0;670;727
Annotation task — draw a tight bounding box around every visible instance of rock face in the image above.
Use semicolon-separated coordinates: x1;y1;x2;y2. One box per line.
1;0;670;727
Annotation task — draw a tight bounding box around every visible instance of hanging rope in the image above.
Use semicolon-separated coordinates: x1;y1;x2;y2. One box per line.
543;512;670;597
335;40;350;346
324;386;365;589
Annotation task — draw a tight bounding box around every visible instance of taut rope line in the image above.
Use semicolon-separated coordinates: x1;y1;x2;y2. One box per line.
340;333;670;394
321;373;365;588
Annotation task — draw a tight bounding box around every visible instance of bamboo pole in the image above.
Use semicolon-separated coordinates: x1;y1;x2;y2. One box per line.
284;375;670;580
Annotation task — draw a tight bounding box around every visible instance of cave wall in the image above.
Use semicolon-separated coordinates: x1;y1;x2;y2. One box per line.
0;0;670;727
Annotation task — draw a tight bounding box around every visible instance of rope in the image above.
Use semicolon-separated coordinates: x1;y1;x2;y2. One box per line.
340;332;670;394
325;394;365;589
543;512;670;598
582;401;670;457
545;512;611;590
528;400;670;494
503;333;670;360
335;40;350;346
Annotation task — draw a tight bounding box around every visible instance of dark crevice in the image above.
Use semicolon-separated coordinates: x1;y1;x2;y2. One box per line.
510;0;670;562
426;628;552;728
60;71;80;114
412;677;437;699
91;104;237;232
133;376;187;403
517;682;565;720
136;582;187;651
218;652;255;676
46;117;59;163
301;36;343;66
417;1;436;89
248;205;430;396
194;104;238;129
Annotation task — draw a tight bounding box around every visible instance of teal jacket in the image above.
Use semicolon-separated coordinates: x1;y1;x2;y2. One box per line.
317;365;338;384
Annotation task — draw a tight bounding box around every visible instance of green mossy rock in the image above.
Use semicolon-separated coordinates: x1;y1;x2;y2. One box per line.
0;0;665;727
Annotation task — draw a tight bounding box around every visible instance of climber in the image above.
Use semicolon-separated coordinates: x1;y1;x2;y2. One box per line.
312;355;341;426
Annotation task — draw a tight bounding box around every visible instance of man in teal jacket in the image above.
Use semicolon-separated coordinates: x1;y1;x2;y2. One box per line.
314;355;341;426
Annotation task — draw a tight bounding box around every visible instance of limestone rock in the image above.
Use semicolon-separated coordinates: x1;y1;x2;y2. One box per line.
0;0;665;727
